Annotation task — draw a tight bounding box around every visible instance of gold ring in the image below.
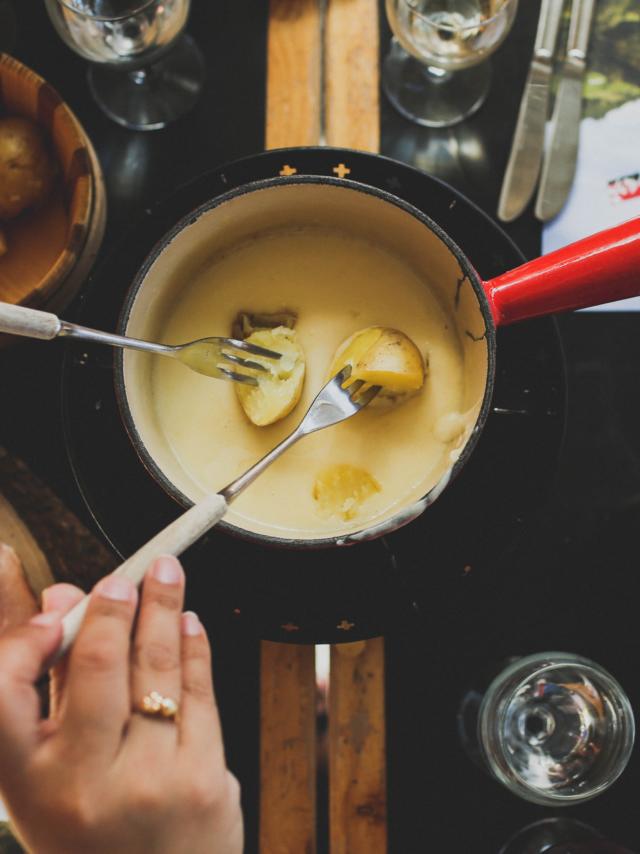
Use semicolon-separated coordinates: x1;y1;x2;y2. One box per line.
134;690;179;722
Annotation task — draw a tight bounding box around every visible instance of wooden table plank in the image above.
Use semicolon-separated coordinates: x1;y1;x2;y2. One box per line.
262;9;323;846
259;641;317;854
324;2;386;852
329;639;387;854
266;0;323;149
324;0;380;153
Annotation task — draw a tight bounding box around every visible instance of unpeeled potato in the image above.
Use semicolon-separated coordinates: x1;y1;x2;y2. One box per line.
0;117;55;221
327;326;426;403
235;326;306;426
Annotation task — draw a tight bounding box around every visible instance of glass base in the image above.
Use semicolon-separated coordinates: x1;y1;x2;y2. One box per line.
477;653;635;806
88;33;205;131
382;39;490;128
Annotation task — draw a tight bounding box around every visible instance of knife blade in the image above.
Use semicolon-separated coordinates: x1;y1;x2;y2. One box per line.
535;0;596;221
497;0;564;222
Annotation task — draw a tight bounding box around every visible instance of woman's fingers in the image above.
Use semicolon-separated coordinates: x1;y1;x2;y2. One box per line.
0;612;62;776
178;612;223;759
129;557;185;744
41;584;86;717
59;575;137;759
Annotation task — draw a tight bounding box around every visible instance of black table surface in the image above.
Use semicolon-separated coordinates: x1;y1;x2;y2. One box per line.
2;2;640;852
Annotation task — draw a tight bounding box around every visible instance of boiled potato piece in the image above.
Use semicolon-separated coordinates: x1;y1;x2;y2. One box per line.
235;326;305;426
0;118;55;221
327;326;426;396
312;463;381;521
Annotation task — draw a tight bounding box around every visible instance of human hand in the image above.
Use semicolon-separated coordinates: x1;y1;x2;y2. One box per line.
0;556;243;854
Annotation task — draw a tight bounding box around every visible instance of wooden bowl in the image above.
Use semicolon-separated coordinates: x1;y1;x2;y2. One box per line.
0;53;99;313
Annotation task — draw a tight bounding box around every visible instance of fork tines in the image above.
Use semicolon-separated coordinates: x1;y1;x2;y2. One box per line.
220;337;282;384
226;338;282;360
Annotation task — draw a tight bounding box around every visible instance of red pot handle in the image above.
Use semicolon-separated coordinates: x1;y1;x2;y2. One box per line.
483;216;640;326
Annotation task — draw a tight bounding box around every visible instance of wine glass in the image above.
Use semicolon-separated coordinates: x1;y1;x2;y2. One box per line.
460;653;635;806
499;818;634;854
383;0;518;127
44;0;205;131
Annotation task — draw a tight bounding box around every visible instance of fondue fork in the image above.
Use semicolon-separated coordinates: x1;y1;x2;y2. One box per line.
55;368;380;664
0;302;281;386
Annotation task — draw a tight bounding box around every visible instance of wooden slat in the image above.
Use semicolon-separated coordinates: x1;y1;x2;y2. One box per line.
266;0;323;149
324;3;386;851
324;0;380;153
259;641;317;854
260;4;323;852
263;2;385;851
329;639;387;854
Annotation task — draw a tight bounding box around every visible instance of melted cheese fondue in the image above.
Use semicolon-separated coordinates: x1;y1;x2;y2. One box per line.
149;225;467;540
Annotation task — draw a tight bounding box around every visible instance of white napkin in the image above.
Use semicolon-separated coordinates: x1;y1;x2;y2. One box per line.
542;98;640;311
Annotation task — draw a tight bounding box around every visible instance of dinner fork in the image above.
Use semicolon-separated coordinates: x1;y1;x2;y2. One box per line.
56;367;380;662
0;302;280;385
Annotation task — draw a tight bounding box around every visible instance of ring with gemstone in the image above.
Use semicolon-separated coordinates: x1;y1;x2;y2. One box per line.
134;690;179;722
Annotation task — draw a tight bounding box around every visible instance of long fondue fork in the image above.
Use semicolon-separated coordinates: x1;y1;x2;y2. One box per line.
0;302;280;386
55;368;380;662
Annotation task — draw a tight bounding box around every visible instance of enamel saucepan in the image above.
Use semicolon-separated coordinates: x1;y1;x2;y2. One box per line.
116;174;640;549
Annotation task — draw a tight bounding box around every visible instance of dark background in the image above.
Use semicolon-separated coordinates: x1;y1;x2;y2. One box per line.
2;1;640;851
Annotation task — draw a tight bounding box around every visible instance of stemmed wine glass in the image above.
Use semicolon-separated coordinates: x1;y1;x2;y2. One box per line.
44;0;205;131
383;0;519;127
459;652;635;806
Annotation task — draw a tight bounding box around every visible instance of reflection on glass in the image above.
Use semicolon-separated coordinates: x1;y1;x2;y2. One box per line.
500;818;638;853
499;818;604;854
460;652;635;806
45;0;204;130
383;0;518;127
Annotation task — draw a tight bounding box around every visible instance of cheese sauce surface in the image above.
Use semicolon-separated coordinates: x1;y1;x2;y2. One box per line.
151;226;466;539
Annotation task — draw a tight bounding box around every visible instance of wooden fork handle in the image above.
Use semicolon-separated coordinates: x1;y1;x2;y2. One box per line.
0;302;61;340
55;493;228;664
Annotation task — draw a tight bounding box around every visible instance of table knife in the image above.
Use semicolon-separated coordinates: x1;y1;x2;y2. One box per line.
497;0;564;222
535;0;596;221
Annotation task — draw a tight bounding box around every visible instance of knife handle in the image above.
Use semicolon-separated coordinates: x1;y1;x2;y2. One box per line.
484;217;640;326
567;0;596;60
534;0;565;58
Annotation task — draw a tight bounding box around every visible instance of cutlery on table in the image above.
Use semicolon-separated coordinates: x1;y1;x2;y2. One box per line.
54;367;380;664
535;0;596;221
0;301;280;385
497;0;565;222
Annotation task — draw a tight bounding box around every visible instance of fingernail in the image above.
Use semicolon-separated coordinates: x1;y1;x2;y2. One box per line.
151;555;183;585
30;611;60;627
95;575;135;602
181;611;202;637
